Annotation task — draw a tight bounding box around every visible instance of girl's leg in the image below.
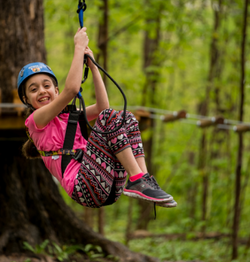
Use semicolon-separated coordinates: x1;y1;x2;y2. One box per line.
71;109;130;208
135;157;148;174
71;136;117;208
115;148;142;176
72;109;173;207
108;109;176;205
117;110;148;174
106;110;173;203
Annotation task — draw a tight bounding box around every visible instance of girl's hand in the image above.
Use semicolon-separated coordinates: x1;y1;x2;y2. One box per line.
84;46;97;70
74;27;89;51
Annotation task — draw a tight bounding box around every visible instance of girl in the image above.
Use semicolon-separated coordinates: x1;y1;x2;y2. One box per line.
17;27;177;208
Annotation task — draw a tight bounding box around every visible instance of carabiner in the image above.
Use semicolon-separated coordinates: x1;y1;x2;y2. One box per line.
77;0;87;28
77;0;87;13
81;64;89;84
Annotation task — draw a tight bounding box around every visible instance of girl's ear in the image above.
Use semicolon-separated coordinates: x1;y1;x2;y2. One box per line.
55;86;59;95
23;96;28;104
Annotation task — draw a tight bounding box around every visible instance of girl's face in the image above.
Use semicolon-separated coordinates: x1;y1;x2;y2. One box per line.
24;74;59;109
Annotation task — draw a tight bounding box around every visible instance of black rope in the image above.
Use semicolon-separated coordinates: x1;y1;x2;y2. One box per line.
75;54;127;135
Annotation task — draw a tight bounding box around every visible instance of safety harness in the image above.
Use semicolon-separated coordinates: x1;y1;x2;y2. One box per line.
26;103;88;175
27;0;127;177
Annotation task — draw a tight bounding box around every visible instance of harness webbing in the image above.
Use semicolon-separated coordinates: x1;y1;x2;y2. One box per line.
39;149;78;157
26;128;79;157
61;110;81;175
78;112;89;140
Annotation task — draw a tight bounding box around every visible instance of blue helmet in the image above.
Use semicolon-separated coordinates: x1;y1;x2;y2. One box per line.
17;62;58;104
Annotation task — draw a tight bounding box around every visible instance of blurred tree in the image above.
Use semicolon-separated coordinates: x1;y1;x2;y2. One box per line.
197;0;223;235
137;0;165;230
232;0;249;259
96;0;109;87
96;0;109;236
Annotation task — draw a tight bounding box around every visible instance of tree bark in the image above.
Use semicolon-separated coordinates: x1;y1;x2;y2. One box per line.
0;140;158;261
197;0;223;235
125;198;133;246
0;0;46;102
95;0;109;236
137;0;162;230
197;129;208;236
232;0;249;259
96;0;109;87
98;207;105;236
0;1;158;261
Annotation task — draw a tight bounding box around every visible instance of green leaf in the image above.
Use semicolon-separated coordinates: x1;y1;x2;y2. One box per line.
84;244;93;253
23;242;35;253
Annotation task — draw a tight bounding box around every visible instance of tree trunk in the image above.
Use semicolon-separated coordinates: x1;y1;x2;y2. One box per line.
98;207;105;236
232;0;249;259
0;1;158;261
96;0;109;87
137;0;162;230
197;0;223;235
197;129;208;236
0;0;46;102
0;140;158;261
125;198;133;246
95;0;109;236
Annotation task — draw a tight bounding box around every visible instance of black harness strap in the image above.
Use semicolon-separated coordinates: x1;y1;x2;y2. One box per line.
61;103;89;177
61;108;80;176
79;112;89;140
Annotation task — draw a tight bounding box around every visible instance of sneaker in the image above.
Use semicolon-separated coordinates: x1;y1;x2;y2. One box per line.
156;200;177;208
123;173;173;203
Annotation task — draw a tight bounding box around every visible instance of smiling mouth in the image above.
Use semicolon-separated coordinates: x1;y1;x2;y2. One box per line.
38;97;49;102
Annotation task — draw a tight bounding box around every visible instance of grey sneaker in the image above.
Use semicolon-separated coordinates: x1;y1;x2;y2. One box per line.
123;173;173;203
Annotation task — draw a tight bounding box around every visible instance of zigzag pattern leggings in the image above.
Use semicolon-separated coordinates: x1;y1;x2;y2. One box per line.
71;109;145;208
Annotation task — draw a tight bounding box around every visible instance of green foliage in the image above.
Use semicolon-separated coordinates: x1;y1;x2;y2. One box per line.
126;238;250;262
49;242;76;261
23;239;49;255
81;244;104;261
23;240;108;261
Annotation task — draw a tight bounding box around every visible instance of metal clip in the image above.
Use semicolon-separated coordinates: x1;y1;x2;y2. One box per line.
81;65;89;84
77;0;87;13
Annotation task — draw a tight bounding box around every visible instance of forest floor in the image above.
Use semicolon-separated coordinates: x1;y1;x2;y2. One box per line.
0;254;205;262
0;254;113;262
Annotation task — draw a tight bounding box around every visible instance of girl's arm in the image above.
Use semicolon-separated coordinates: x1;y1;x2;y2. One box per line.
84;47;109;121
33;28;89;128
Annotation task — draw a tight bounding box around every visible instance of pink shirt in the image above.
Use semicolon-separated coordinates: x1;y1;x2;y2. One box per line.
25;113;87;196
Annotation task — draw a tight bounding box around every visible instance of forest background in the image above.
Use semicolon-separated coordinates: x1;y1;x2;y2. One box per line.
6;0;250;261
45;0;250;261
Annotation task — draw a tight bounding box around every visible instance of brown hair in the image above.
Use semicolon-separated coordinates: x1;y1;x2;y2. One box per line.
21;75;58;159
22;107;41;159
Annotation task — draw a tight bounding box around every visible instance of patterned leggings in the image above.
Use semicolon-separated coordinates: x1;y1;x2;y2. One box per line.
71;109;145;208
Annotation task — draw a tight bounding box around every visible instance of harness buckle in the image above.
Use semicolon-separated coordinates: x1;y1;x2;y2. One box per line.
72;149;83;163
